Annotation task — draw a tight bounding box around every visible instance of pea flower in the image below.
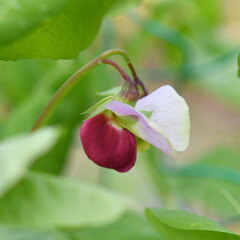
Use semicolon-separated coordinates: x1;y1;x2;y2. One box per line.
80;79;190;172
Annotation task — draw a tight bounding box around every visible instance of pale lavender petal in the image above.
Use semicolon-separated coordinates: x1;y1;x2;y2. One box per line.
106;100;175;155
136;85;190;151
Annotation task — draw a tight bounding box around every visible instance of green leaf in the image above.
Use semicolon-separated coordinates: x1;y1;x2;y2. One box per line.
68;212;162;240
238;54;240;78
199;50;240;107
169;147;240;217
108;0;142;16
0;212;160;240
171;163;240;185
0;0;122;60
0;0;67;46
133;16;192;57
146;208;240;240
0;225;66;240
0;128;58;197
0;172;133;228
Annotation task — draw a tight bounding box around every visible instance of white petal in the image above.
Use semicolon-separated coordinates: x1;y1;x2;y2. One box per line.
106;100;175;155
136;85;190;151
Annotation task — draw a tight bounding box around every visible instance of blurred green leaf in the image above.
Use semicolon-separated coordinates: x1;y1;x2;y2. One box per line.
31;127;72;174
0;127;58;197
0;91;53;137
198;50;240;107
0;60;55;106
146;208;240;240
0;212;161;240
169;147;240;217
0;172;133;228
193;0;221;26
108;0;142;16
151;0;222;50
0;60;73;138
0;226;66;240
171;164;240;185
238;54;240;78
0;0;135;60
131;15;193;62
68;212;162;240
0;0;67;46
171;178;240;218
142;149;172;204
130;15;195;79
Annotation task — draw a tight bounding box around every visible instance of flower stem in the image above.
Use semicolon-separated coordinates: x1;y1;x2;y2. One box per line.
31;49;131;132
128;63;148;97
101;59;140;102
101;59;132;83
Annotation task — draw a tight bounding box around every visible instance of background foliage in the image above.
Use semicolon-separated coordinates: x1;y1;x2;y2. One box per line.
0;0;240;239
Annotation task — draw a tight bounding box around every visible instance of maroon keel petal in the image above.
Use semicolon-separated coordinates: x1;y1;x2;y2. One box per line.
80;113;137;172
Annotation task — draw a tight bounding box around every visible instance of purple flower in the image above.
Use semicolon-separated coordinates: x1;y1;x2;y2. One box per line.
80;85;190;172
80;113;136;172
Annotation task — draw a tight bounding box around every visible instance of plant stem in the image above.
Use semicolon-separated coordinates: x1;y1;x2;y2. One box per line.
128;62;148;97
31;49;131;132
101;59;140;102
101;59;132;82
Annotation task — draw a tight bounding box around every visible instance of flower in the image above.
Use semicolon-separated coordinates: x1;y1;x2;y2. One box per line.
80;85;190;172
80;113;137;172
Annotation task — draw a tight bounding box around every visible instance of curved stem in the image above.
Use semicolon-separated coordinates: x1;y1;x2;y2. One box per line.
101;59;132;83
31;49;131;132
101;49;147;95
128;62;148;97
101;59;140;103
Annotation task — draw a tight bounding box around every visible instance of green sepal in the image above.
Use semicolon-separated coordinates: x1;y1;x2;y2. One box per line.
81;96;113;119
97;86;122;96
140;110;153;118
136;137;150;152
117;115;150;152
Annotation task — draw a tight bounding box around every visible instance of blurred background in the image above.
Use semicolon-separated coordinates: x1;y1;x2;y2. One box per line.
1;0;240;235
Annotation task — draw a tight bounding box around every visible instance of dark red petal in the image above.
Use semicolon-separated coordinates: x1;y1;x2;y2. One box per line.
80;113;136;172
